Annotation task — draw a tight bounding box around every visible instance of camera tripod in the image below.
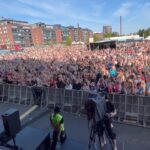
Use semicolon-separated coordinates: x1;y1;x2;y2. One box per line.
88;123;103;150
88;121;114;150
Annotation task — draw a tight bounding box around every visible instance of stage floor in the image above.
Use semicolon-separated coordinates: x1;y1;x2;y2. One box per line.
0;103;150;150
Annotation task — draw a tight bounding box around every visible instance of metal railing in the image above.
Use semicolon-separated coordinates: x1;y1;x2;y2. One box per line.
0;83;150;128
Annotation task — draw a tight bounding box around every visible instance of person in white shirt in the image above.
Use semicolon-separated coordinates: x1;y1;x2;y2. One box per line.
65;81;72;90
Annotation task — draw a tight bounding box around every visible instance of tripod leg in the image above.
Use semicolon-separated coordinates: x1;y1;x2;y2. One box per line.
96;130;103;150
88;125;96;150
88;126;95;150
92;125;103;150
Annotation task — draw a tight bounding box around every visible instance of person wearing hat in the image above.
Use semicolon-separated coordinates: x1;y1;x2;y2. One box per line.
103;95;117;150
50;106;66;150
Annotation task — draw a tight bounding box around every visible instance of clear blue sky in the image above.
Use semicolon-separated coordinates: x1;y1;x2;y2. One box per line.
0;0;150;34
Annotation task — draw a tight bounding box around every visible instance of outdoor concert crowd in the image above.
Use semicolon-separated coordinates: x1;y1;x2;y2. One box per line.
0;42;150;96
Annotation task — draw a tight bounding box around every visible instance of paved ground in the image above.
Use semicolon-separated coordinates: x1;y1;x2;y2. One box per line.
0;103;150;150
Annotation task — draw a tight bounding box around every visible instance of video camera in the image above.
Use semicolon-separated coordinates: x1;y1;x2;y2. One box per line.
85;91;106;122
85;92;117;150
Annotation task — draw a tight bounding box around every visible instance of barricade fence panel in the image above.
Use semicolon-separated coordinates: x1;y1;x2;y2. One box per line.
0;83;150;127
0;84;3;102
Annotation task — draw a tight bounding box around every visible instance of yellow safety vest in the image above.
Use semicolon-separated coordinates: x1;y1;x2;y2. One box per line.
51;113;64;131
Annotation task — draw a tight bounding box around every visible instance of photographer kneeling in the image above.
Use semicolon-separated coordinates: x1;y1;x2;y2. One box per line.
103;95;117;150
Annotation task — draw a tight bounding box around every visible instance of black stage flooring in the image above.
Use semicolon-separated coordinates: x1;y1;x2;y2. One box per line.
0;103;150;150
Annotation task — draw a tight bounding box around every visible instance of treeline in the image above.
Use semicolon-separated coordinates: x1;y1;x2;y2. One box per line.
103;32;119;38
138;28;150;38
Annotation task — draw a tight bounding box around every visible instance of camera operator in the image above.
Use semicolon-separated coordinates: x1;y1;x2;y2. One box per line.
103;95;117;150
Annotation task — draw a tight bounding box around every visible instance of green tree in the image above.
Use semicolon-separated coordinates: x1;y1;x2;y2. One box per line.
93;33;100;42
65;36;72;46
104;32;119;38
104;33;112;38
146;28;150;37
45;39;51;45
137;29;148;38
111;32;119;37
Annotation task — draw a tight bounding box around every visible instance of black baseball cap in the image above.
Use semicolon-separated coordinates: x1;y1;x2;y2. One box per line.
104;95;109;100
54;106;60;113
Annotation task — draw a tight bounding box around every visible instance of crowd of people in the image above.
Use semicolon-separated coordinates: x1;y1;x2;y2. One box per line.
0;42;150;96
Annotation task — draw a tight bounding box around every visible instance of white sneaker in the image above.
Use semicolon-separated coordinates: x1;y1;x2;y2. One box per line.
114;147;117;150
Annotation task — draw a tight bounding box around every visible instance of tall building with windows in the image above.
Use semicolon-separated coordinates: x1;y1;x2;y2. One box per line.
53;25;70;43
31;22;56;45
68;26;74;42
103;25;112;34
61;26;69;42
0;18;93;48
82;28;93;43
31;23;44;46
74;28;79;42
0;19;33;49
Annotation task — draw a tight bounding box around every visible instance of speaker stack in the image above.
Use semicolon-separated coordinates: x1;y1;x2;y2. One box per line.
2;109;21;138
1;109;51;150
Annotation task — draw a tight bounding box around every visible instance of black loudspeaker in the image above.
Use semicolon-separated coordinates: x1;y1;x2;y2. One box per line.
2;109;21;138
7;126;51;150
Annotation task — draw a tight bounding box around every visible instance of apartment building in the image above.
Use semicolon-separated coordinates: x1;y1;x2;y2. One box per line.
0;19;32;49
0;18;93;48
31;22;56;45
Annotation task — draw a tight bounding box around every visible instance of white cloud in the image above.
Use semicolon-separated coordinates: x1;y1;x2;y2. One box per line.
17;0;108;25
0;0;54;19
116;2;150;34
114;2;133;17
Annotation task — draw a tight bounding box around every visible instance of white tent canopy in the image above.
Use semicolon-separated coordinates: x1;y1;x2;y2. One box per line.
145;36;150;40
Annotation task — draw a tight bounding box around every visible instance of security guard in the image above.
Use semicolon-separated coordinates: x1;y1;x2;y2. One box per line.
50;106;66;150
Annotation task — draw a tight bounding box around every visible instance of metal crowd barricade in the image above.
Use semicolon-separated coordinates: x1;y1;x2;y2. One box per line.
55;88;65;106
8;84;16;103
72;90;83;113
80;91;89;115
143;96;150;127
124;95;139;124
0;84;3;102
46;88;57;109
110;94;150;127
0;83;33;106
2;84;9;103
63;89;73;112
26;86;33;105
0;83;150;128
111;94;126;122
41;87;48;108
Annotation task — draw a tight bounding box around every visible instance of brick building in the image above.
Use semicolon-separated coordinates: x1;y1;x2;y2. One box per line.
0;18;93;48
0;19;32;49
68;26;75;42
31;23;44;46
31;23;56;45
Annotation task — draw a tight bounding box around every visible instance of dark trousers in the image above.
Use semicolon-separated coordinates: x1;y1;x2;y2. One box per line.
32;87;43;105
50;130;66;150
104;116;116;140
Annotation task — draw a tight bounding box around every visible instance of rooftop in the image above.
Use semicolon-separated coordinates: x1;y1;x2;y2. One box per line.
0;19;28;24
